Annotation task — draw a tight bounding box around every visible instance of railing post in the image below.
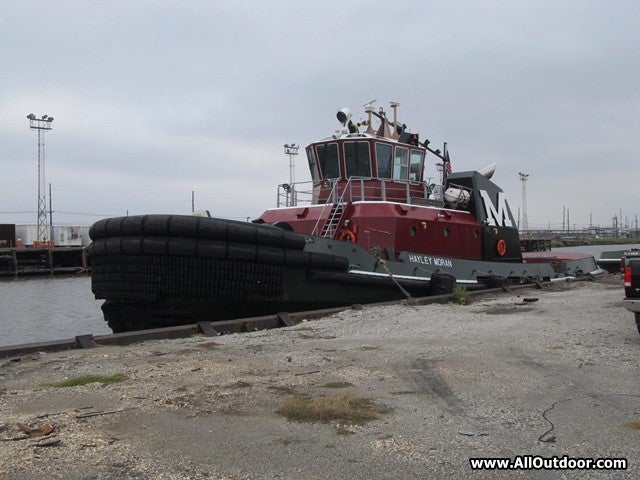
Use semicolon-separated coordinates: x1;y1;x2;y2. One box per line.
381;181;386;201
406;183;410;204
360;179;365;201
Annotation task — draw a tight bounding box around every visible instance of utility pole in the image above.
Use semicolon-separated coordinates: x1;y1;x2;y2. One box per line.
27;113;54;245
191;191;195;213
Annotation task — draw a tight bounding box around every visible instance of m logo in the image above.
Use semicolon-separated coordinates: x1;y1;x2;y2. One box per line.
479;190;513;227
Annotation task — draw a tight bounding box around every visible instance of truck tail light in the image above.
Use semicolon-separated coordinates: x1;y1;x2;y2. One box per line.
620;258;626;274
624;266;632;287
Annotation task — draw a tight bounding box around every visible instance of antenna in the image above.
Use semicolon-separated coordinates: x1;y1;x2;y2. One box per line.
389;102;400;139
363;99;377;111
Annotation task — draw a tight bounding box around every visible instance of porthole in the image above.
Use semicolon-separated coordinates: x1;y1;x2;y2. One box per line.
444;228;449;238
410;226;417;238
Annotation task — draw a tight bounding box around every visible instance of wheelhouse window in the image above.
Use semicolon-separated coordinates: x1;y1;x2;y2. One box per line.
344;141;371;178
409;149;424;182
307;146;320;181
316;143;340;179
376;143;393;179
393;146;409;181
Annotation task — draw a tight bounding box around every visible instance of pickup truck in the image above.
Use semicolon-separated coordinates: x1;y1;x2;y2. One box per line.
622;249;640;334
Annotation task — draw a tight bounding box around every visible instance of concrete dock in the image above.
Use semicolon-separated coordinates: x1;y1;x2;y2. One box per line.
0;276;638;479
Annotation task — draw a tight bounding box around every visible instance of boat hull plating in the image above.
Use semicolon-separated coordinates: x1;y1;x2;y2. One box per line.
89;214;600;332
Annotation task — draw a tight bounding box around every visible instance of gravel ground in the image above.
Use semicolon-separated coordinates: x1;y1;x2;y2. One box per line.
1;276;638;479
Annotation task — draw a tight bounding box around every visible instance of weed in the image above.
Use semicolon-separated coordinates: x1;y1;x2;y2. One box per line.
450;284;468;305
47;373;127;388
277;393;389;425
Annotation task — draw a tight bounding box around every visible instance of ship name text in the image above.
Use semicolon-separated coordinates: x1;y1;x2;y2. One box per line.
407;254;453;268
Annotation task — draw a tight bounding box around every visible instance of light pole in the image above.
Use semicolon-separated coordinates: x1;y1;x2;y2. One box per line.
27;113;54;245
518;172;529;232
284;143;299;206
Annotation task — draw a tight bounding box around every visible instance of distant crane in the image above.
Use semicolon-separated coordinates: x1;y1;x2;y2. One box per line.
27;113;54;244
518;172;529;231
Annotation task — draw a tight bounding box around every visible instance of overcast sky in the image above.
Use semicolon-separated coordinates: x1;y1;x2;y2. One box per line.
1;0;638;230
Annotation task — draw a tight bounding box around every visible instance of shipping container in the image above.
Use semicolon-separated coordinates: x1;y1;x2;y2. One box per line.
0;224;16;248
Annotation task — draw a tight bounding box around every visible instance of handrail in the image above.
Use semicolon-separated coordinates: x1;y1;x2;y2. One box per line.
279;177;436;211
311;179;342;236
277;181;316;207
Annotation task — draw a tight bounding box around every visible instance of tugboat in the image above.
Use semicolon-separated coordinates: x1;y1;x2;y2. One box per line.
89;101;602;332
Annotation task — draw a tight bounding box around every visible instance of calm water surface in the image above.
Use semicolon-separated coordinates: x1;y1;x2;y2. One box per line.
1;243;638;347
0;275;110;347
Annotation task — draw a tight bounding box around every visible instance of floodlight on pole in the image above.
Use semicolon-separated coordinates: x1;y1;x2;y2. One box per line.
284;143;299;206
518;172;529;231
27;113;54;244
284;143;299;185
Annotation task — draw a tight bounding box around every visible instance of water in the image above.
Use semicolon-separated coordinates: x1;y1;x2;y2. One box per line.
2;242;639;348
0;275;110;347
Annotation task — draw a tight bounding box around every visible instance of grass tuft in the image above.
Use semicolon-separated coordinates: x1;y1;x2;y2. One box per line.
47;373;127;388
450;284;469;305
277;393;389;425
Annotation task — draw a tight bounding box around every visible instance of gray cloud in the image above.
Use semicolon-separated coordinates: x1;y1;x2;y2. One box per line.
1;0;638;229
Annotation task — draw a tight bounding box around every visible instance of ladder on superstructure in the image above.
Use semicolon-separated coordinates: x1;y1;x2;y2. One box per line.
312;179;351;238
320;202;346;238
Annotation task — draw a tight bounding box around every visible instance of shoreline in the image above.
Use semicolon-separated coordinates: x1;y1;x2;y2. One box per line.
1;276;638;479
